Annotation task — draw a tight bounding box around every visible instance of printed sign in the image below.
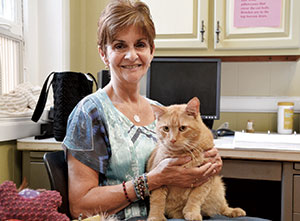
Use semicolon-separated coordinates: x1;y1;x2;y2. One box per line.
234;0;282;28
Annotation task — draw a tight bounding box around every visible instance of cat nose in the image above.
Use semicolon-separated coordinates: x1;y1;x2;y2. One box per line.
170;139;176;144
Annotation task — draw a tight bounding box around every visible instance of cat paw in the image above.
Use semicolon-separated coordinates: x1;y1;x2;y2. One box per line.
222;207;246;217
183;212;203;221
147;215;167;221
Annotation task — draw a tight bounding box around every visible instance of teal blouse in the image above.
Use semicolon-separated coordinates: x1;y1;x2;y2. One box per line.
63;89;158;220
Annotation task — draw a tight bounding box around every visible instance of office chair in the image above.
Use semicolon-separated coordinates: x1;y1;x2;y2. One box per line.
43;151;71;218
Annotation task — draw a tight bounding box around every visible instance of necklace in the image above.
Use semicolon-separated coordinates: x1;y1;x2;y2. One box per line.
132;97;142;123
133;114;141;123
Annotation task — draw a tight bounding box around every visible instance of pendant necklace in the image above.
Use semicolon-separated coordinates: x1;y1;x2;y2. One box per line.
133;114;140;123
133;98;141;123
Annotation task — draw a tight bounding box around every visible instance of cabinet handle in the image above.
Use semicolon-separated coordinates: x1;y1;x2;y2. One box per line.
216;21;221;44
200;20;205;42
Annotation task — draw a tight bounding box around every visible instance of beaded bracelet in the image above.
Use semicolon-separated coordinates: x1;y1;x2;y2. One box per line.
137;176;145;200
143;173;150;196
132;173;150;200
122;181;132;203
132;179;141;199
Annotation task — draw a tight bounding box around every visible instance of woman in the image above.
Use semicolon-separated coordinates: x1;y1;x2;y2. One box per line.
63;1;267;220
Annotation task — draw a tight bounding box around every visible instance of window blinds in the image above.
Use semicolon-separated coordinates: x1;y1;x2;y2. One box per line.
0;35;20;94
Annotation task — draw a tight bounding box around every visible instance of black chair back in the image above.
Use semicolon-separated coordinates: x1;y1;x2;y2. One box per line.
43;151;71;218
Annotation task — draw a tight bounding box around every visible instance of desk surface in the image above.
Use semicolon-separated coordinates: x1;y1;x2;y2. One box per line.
17;136;62;151
17;136;300;162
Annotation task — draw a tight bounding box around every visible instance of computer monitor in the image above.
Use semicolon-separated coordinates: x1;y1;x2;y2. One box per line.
146;57;221;129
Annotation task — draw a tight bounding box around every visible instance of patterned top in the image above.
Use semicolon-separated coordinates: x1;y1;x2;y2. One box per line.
63;89;158;220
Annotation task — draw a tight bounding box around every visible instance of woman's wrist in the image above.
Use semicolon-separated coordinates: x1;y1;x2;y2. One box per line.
131;174;150;200
122;174;152;204
146;170;163;191
123;181;138;203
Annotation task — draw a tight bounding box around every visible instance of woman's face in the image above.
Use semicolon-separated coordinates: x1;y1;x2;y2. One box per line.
100;25;155;86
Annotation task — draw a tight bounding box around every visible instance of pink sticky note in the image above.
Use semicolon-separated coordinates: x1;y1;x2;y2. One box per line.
234;0;282;28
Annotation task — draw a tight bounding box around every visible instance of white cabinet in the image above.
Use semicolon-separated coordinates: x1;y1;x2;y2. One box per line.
144;0;300;51
214;0;300;50
143;0;208;49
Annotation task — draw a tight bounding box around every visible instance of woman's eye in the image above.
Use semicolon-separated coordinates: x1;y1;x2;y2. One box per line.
136;42;146;48
114;43;126;50
179;126;186;132
163;126;169;132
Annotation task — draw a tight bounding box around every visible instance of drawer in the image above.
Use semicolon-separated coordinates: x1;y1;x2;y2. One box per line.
294;213;300;221
29;151;47;162
29;162;50;189
221;160;282;181
30;151;46;159
295;163;300;170
294;176;300;213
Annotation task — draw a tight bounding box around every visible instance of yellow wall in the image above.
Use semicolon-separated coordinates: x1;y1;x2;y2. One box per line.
214;112;299;133
69;0;300;76
0;141;21;185
214;60;300;132
69;1;300;132
69;1;299;71
70;0;109;77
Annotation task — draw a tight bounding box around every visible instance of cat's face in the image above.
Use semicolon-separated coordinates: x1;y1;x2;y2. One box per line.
152;97;206;153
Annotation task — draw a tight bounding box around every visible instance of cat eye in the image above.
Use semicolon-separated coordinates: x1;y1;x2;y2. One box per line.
179;126;186;132
163;126;169;132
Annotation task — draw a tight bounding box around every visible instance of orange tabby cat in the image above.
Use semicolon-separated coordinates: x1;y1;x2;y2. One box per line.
147;97;246;221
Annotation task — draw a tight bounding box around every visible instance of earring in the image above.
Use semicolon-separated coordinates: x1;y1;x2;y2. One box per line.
105;64;109;69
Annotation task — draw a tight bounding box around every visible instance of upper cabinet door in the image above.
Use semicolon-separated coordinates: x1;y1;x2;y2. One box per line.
143;0;208;49
214;0;300;50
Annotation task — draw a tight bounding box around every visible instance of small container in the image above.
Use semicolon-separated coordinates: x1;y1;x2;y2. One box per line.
246;120;255;133
277;102;294;134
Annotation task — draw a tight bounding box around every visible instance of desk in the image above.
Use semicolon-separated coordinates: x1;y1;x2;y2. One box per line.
17;137;62;190
17;136;300;221
215;136;300;221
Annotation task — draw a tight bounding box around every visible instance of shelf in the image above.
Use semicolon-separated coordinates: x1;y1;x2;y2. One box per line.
219;56;300;62
155;56;300;62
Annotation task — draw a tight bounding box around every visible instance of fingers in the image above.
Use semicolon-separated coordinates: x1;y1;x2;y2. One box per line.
202;162;217;177
198;162;212;174
167;156;191;166
203;147;223;174
203;147;218;158
154;156;220;189
194;177;210;187
191;162;216;178
187;162;218;188
192;162;216;177
214;156;223;174
150;156;193;186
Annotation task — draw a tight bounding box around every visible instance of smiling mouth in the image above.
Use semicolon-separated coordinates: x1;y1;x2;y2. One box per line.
121;64;142;69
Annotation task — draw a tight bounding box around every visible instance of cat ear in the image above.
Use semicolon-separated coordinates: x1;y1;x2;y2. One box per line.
186;97;200;117
151;104;166;119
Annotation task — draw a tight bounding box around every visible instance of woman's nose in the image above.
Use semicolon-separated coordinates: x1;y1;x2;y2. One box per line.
124;48;138;60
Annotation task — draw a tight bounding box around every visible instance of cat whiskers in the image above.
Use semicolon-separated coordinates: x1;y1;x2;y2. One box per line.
182;142;196;159
183;141;203;165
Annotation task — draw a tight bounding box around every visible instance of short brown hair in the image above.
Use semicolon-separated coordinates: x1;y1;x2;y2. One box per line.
97;0;156;53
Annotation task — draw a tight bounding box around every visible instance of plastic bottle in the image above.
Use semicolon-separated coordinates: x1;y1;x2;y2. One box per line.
277;102;294;134
246;120;255;133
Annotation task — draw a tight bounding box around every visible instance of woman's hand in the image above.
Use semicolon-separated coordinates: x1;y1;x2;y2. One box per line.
203;147;223;175
147;156;218;190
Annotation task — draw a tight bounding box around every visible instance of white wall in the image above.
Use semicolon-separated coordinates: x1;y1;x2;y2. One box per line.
0;0;71;142
220;60;300;113
23;0;70;86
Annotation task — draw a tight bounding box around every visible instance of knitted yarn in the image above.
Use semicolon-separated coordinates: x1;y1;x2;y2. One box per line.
0;181;69;221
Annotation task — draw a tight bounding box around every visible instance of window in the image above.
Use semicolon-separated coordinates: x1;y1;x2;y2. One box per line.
0;0;23;95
